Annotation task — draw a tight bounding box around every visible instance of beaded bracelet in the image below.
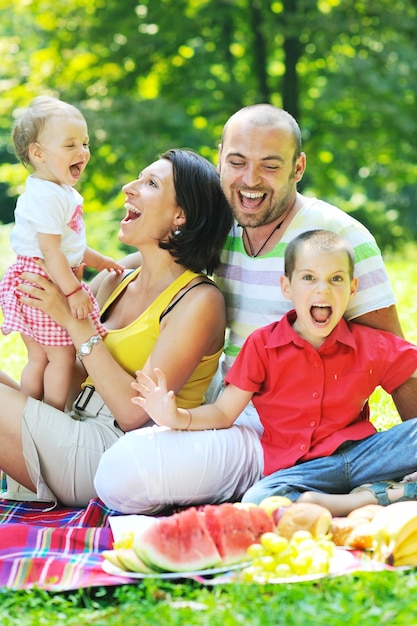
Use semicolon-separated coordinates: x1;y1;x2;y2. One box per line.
182;409;192;430
65;285;83;298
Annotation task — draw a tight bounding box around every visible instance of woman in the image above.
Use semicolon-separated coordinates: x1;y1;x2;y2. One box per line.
0;148;259;508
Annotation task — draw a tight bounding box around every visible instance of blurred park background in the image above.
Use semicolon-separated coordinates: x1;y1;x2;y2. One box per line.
1;0;416;271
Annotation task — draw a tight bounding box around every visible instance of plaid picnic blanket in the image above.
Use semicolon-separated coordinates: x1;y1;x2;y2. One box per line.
0;472;135;591
0;472;399;590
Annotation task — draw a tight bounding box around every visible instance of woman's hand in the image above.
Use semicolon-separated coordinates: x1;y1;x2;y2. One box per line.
17;271;73;328
131;368;185;429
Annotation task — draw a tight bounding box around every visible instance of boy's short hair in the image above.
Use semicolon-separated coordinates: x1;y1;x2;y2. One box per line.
284;230;355;280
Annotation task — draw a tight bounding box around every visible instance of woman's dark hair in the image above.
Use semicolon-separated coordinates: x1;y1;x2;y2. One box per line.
159;149;233;275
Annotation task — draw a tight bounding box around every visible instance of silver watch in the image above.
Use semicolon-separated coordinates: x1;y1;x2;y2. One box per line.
76;335;102;361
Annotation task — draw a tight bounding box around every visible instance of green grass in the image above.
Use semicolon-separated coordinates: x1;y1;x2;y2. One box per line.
0;239;417;624
0;572;417;626
0;572;416;625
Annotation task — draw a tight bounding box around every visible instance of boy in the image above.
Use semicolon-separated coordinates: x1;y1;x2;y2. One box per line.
131;230;417;515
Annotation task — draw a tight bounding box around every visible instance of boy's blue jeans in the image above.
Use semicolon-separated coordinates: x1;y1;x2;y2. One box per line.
242;417;417;504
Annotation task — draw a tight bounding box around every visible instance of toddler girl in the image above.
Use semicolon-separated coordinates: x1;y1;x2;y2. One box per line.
0;96;123;410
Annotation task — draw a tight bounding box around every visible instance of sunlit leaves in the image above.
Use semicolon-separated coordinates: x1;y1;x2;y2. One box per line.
138;74;160;99
0;0;416;250
318;151;333;164
318;0;341;14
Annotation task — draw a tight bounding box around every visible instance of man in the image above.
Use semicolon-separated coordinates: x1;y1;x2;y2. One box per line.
212;103;417;422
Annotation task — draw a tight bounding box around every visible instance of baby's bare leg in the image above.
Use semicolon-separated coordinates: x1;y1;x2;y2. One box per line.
20;334;48;401
43;344;76;411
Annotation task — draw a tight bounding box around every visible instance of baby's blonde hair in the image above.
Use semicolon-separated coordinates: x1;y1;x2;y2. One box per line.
12;96;86;168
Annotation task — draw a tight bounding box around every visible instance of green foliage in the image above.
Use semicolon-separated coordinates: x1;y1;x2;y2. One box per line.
0;0;416;250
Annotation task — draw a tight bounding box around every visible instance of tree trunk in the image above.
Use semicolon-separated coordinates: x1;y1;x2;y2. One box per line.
249;0;270;103
282;0;302;122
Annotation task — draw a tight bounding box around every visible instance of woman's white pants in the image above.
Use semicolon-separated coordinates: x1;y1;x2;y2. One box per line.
94;421;263;515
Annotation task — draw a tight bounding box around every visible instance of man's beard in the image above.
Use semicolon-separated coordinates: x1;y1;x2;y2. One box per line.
231;184;294;229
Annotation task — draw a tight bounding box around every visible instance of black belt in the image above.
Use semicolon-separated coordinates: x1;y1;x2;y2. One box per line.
72;385;124;431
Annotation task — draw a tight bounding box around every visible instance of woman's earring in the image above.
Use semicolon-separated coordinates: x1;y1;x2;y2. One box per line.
174;228;181;236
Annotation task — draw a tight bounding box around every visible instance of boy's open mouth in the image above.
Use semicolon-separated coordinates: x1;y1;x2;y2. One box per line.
311;304;332;325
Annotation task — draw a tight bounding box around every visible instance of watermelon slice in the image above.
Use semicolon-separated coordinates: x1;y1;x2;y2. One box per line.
247;506;276;537
134;507;222;572
202;503;274;565
132;503;275;572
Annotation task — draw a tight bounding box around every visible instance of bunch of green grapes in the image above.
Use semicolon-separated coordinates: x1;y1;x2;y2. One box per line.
241;530;337;583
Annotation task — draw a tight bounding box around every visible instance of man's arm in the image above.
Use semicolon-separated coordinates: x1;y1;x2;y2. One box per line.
353;305;417;421
352;304;403;336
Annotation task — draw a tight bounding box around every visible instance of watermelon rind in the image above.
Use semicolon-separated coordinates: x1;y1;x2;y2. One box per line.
132;543;170;573
132;504;274;573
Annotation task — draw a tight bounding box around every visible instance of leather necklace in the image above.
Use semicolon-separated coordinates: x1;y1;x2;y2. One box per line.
238;218;285;258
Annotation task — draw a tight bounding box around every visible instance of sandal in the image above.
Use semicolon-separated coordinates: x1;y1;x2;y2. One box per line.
351;481;417;506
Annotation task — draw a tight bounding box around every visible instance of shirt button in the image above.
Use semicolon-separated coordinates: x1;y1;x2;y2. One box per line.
314;361;321;367
312;392;319;399
300;444;307;451
310;421;316;427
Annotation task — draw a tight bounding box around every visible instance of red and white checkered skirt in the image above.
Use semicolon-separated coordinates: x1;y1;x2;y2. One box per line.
0;256;106;346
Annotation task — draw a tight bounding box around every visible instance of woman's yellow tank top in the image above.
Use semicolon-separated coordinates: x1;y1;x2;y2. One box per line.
85;267;222;408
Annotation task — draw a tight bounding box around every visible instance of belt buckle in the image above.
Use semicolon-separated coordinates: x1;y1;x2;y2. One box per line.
74;385;95;411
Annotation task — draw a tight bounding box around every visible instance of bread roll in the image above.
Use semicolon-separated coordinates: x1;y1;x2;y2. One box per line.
347;504;383;523
330;504;382;548
345;522;375;550
277;502;332;539
330;517;364;547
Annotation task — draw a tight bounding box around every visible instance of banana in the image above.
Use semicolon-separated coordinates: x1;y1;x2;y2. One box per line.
391;519;417;566
369;501;417;565
393;543;417;567
393;517;417;553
